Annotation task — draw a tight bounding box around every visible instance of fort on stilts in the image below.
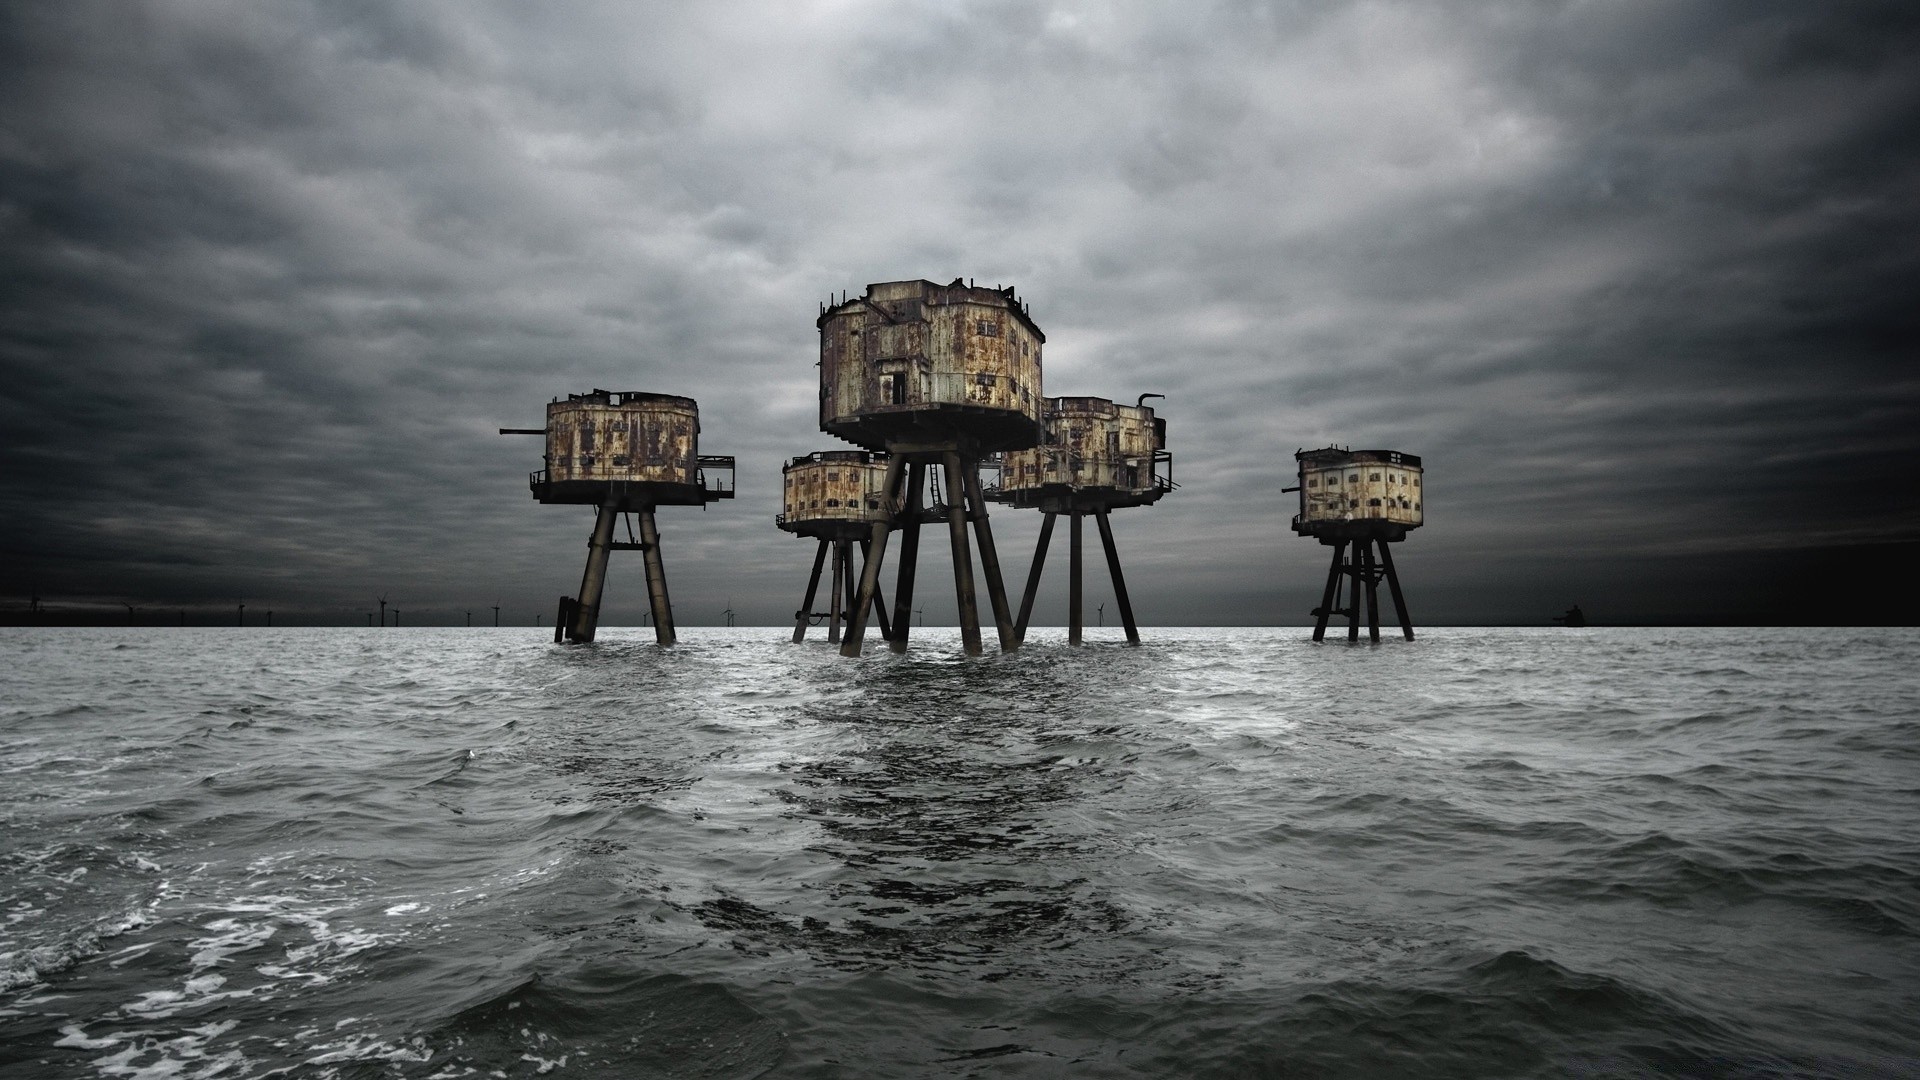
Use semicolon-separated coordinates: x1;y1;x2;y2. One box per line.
813;279;1046;657
1289;447;1422;642
502;390;734;645
494;285;1420;651
778;450;899;644
990;395;1174;645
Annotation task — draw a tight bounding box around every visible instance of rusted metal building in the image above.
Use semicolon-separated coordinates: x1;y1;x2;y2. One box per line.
502;390;734;645
819;278;1045;453
992;395;1175;644
1289;447;1422;642
812;279;1046;656
777;450;898;644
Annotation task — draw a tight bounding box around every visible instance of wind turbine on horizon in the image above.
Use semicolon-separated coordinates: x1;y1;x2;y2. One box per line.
723;597;736;628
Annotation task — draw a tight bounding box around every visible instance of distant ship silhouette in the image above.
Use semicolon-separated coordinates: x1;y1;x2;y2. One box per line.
1552;605;1587;627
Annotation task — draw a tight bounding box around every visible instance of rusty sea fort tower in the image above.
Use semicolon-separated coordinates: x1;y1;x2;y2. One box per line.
776;449;899;645
990;395;1173;645
812;279;1045;657
502;391;734;645
1290;446;1422;642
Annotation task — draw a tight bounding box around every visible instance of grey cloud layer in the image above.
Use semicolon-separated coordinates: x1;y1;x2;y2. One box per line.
3;0;1915;623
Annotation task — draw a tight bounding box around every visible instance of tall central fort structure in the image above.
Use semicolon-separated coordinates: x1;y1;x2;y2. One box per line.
816;279;1044;656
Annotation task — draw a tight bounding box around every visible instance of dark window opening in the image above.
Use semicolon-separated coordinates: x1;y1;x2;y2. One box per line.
888;372;907;404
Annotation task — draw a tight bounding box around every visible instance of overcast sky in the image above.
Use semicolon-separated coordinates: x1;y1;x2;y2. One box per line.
3;0;1916;627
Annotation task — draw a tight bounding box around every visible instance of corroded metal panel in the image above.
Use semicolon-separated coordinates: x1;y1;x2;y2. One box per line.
997;396;1171;511
777;450;894;537
528;390;733;507
1292;448;1423;539
817;279;1045;451
546;393;700;486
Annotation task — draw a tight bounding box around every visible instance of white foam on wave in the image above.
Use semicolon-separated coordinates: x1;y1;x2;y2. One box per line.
0;905;155;993
83;1021;249;1080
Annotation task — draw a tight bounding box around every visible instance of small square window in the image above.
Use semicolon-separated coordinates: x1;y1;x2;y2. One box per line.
1348;473;1359;483
1370;473;1381;482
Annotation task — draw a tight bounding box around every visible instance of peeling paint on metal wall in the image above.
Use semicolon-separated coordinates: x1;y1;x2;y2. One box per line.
544;399;700;487
1002;398;1161;497
779;457;892;529
817;280;1043;430
1297;450;1423;529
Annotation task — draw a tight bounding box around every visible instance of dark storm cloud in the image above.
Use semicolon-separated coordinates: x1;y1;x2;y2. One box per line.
3;0;1916;625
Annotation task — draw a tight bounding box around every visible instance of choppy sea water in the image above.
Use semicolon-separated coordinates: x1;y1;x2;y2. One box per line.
1;626;1916;1079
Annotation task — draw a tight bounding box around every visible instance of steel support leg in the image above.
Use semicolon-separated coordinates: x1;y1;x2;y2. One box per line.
1377;539;1414;640
1094;507;1140;645
1015;511;1056;642
638;507;674;645
1363;540;1381;643
962;459;1017;652
1346;543;1361;644
841;454;907;657
861;538;893;642
554;597;571;644
943;452;983;656
572;505;619;643
793;539;828;643
1312;540;1346;642
889;462;926;654
1069;512;1084;646
827;540;846;643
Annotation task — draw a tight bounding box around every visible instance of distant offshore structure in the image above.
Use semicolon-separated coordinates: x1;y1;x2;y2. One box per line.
777;450;896;644
991;394;1174;645
1290;447;1423;642
501;390;734;645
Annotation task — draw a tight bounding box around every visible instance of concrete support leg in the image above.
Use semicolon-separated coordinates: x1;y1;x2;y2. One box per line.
828;539;847;644
943;452;983;656
1095;507;1140;645
962;459;1017;652
1377;539;1415;640
842;454;907;657
793;539;828;643
888;462;926;654
1312;540;1345;642
638;507;675;645
572;505;619;643
1363;540;1382;643
1069;512;1084;647
1015;511;1056;642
